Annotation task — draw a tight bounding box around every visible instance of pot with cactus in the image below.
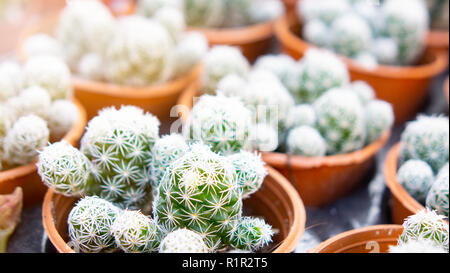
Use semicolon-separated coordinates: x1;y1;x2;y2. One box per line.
309;209;448;253
178;46;392;207
18;0;206;121
0;57;87;207
40;105;306;253
384;115;449;224
275;0;448;124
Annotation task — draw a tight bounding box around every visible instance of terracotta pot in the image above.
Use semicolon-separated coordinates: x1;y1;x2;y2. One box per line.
426;30;450;61
383;143;425;225
42;166;306;253
308;225;403;253
177;84;390;207
0;100;87;208
274;15;449;125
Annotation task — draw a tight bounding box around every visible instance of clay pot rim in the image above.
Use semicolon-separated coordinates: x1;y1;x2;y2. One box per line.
383;143;425;216
307;224;403;253
275;15;448;79
0;99;87;185
42;165;306;253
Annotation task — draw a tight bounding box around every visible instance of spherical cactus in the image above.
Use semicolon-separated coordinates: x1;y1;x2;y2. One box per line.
247;123;279;153
426;163;449;217
227;151;267;199
389;238;447;253
349;81;375;105
364;100;394;144
303;19;331;48
104;15;174;86
399;209;449;252
371;37;399;65
111;210;162;253
297;0;350;25
153;6;186;41
3;115;49;166
248;0;284;24
137;0;183;17
159;228;209;253
37;141;96;197
149;134;189;188
330;13;372;58
56;0;116;69
314;88;366;155
399;116;449;174
68;196;120;253
286;104;317;129
0;61;22;101
6;86;51;121
229;217;273;252
397;160;435;204
171;32;208;79
21;33;63;59
295;49;350;103
47;100;79;141
188;95;252;155
287;126;327;157
22;56;72;101
81;106;160;210
77;53;105;81
216;74;247;98
353;51;378;70
183;0;227;28
202;46;250;94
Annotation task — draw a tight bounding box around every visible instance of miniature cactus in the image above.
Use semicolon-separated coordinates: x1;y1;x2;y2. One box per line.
353;51;378;70
183;0;227;28
247;123;279;153
159;228;209;253
397;160;435;204
398;209;449;251
426;163;449;217
21;33;63;59
364;100;394;144
313;88;366;155
297;0;350;25
47;100;79;141
0;61;22;101
389;238;447;253
371;37;399;65
287;126;327;157
330;13;372;57
286;104;317;129
153;6;186;41
349;81;375;105
229;217;273;252
248;0;284;24
216;74;248;98
188;95;252;155
0;188;22;253
68;196;121;253
171;32;208;78
77;53;105;81
303;19;331;48
111;210;162;253
227;151;267;198
6;86;51;121
137;0;183;17
399;116;449;174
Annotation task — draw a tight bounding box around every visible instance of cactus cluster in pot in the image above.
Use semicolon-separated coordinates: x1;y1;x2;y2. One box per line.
397;115;449;217
297;0;430;67
389;209;449;253
21;0;208;87
37;104;274;253
0;58;77;172
201;46;394;156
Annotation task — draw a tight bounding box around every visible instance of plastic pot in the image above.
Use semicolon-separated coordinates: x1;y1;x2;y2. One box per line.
308;225;403;253
0;100;87;208
42;166;306;253
274;15;448;125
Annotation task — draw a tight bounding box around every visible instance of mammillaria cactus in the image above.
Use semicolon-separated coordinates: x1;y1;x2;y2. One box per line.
399;116;449;174
247;123;279;153
171;32;208;78
111;210;162;253
302;19;330;48
287;126;327;157
183;0;227;28
68;196;120;253
159;228;209;253
216;74;247;98
330;13;372;57
153;6;186;41
349;81;375;105
47;100;79;141
297;0;350;25
389;238;447;253
21;33;63;59
229;217;273;252
286;104;317;129
426;163;449;217
0;61;22;101
77;53;104;82
0;188;23;253
397;160;435;204
371;37;399;66
364;100;394;144
6;86;51;121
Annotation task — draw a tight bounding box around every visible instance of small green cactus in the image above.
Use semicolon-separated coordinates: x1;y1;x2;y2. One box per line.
364;100;394;144
229;217;274;252
0;61;22;102
426;163;449;217
159;228;209;253
287;126;327;157
397;160;435;204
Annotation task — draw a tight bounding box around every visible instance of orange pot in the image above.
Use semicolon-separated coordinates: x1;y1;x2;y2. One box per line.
42;166;306;253
274;15;449;125
383;143;425;225
426;30;450;61
0;100;87;208
308;225;403;253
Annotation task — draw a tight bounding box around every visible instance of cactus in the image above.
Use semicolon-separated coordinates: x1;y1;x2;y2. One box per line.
111;210;162;253
364;100;394;144
287;126;327;157
397;160;435;204
313;88;366;155
188;95;252;155
399;116;449;174
426;163;449;217
153;6;186;41
6;86;51;121
389;238;447;253
297;0;350;25
248;0;284;24
216;74;248;98
286;104;317;129
47;100;79;141
159;228;209;253
247;123;279;153
0;61;22;101
371;37;399;65
398;209;449;252
68;196;121;253
353;51;379;70
183;0;227;28
303;19;331;48
77;53;105;81
171;32;208;78
202;46;250;94
0;188;22;253
349;81;376;105
227;151;267;198
21;33;63;59
229;217;273;252
137;0;183;17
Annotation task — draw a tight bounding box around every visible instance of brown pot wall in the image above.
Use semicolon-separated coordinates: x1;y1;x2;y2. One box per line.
308;225;403;253
42;166;306;253
0;100;87;208
274;15;448;125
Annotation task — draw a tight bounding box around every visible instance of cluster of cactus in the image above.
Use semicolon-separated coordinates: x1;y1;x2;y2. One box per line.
181;0;284;28
298;0;430;66
22;0;208;87
397;116;449;217
0;58;77;171
389;209;449;253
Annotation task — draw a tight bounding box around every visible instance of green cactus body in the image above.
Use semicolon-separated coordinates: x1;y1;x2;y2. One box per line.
426;163;449;217
229;217;274;252
364;100;394;144
159;228;209;253
397;159;435;204
0;61;22;102
287;126;327;157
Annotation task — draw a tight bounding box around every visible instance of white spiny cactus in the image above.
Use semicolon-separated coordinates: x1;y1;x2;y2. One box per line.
349;81;375;105
21;33;63;59
303;19;331;48
389;238;447;253
248;0;284;24
286;104;317;129
297;0;350;25
0;61;22;101
426;163;449;217
171;32;208;78
397;159;435;204
77;53;105;81
47;100;79;141
6;86;51;121
216;74;247;98
183;0;226;28
330;13;372;57
159;228;209;253
153;6;186;41
371;37;399;65
287;126;327;157
364;100;394;144
229;217;274;252
247;123;279;152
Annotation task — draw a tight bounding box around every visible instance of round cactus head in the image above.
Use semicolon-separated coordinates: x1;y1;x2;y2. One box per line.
397;159;435;204
171;32;208;79
302;19;331;48
153;6;186;41
364;100;394;144
286;104;317;129
21;33;63;59
389;238;447;253
349;80;375;105
287;126;327;157
159;228;209;253
47;100;79;141
229;217;274;252
137;0;183;17
0;61;22;102
247;123;279;153
216;74;247;98
426;163;449;217
6;86;51;121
